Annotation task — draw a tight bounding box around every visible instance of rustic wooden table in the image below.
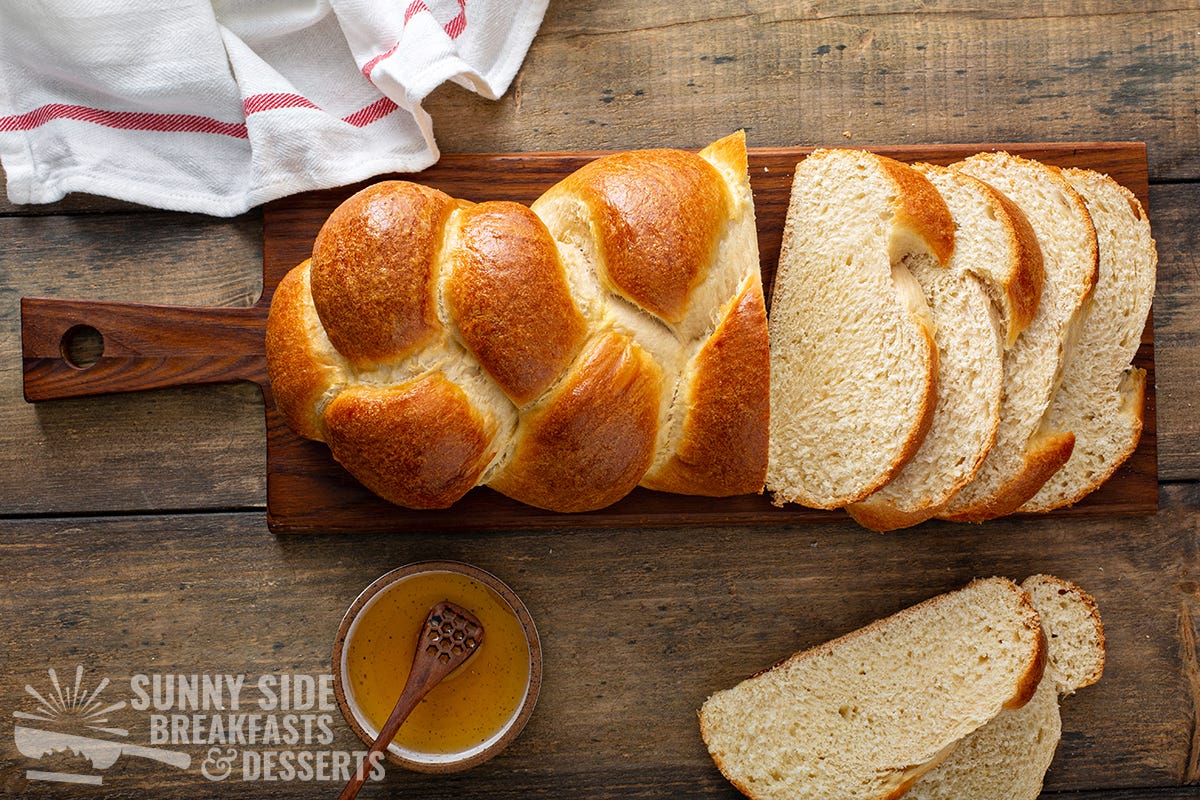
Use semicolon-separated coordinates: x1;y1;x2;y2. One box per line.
2;2;1198;798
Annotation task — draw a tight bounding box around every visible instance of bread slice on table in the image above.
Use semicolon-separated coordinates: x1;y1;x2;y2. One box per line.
939;152;1099;522
1020;169;1157;512
907;575;1105;800
698;577;1045;800
907;678;1061;800
845;164;1044;531
766;148;954;510
1021;574;1105;694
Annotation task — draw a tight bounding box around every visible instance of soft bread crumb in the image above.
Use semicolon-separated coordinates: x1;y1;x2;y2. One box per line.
939;153;1099;521
766;149;952;510
847;165;1025;531
907;575;1104;800
1019;169;1156;512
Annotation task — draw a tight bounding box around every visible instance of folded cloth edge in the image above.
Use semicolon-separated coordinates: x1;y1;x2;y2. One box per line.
0;0;549;216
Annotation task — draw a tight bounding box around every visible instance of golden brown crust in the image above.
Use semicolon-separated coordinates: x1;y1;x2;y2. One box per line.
699;129;749;178
844;491;943;533
1004;623;1048;710
988;183;1045;346
696;714;760;800
880;154;956;265
310;181;464;368
700;743;758;800
557;148;730;323
321;375;497;510
882;775;923;800
447;201;588;406
265;260;337;441
641;278;769;496
266;135;768;513
488;332;663;512
939;430;1075;523
909;162;1044;347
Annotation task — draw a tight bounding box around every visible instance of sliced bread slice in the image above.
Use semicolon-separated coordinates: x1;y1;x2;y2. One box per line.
939;153;1099;522
1021;574;1106;694
766;149;954;510
845;165;1043;531
1020;169;1157;512
904;679;1061;800
698;577;1045;800
907;575;1104;800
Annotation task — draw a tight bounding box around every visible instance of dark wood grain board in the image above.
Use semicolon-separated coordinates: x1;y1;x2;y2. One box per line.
21;142;1156;532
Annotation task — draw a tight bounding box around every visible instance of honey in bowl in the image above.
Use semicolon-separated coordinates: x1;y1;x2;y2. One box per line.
334;562;541;772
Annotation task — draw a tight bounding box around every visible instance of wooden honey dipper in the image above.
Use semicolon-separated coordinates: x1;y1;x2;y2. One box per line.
339;600;484;800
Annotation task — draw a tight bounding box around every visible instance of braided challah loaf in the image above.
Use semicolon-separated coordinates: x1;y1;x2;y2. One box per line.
265;132;769;512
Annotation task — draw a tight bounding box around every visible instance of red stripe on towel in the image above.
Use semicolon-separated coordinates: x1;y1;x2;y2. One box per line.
404;0;431;24
0;93;398;138
0;103;248;138
243;93;397;128
243;93;321;115
362;0;469;82
444;0;467;39
340;96;399;127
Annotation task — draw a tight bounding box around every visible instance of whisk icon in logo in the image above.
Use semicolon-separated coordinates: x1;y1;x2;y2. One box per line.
12;665;191;785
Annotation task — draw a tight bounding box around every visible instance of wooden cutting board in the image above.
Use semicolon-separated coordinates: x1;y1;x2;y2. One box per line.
21;142;1157;532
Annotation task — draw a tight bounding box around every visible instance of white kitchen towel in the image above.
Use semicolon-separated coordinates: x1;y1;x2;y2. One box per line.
0;0;547;216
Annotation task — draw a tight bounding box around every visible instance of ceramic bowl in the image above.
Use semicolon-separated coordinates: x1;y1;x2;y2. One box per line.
331;560;541;773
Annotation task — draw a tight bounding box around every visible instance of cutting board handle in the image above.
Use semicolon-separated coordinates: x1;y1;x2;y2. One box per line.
21;297;269;402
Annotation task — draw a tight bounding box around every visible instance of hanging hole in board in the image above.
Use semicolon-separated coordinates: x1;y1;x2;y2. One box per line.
61;325;104;369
